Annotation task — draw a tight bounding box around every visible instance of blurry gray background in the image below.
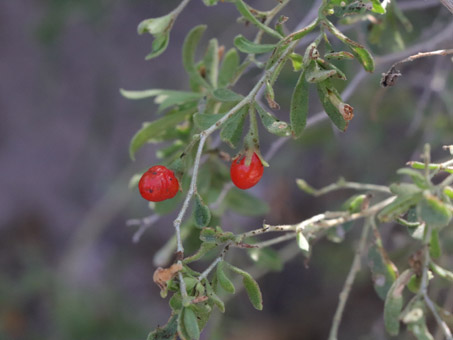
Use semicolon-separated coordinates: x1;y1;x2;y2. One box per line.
1;1;452;339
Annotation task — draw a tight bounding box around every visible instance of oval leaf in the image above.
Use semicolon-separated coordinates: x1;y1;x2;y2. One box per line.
349;46;375;72
235;0;282;39
417;193;452;230
194;193;211;228
316;82;347;131
182;308;200;340
384;269;412;336
234;34;277;54
212;88;243;102
216;261;235;294
203;38;219;88
129;109;190;160
218;48;240;88
147;313;178;340
226;264;263;310
220;105;247;149
255;104;291;137
193;112;225;130
183;25;212;90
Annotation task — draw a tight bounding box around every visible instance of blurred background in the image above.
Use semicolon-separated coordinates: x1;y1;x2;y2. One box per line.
1;0;453;339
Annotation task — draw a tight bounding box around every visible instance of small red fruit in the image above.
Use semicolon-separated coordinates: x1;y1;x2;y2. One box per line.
230;152;264;190
138;165;179;202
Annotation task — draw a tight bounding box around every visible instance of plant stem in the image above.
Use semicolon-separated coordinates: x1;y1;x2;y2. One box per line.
328;217;372;340
420;225;453;340
198;257;222;281
171;0;192;17
297;178;392;196
172;39;297;299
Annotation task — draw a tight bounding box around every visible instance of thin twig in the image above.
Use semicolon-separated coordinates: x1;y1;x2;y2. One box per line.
297;177;392;196
440;0;453;14
171;0;192;16
328;217;372;340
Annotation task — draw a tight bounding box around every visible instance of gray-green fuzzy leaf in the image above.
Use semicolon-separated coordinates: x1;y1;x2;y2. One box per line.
193;193;211;228
220;106;247;149
226;264;263;310
218;48;240;88
129;109;190;160
183;25;212;90
384;269;412;336
147;313;178;340
216;261;235;294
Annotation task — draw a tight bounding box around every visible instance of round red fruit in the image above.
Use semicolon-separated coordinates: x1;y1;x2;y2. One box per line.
230;152;264;190
138;165;179;202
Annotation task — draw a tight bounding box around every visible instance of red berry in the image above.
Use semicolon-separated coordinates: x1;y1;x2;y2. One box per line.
230;152;264;190
138;165;179;202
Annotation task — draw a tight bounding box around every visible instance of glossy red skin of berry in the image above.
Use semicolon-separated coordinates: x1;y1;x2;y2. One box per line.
138;165;179;202
230;152;264;190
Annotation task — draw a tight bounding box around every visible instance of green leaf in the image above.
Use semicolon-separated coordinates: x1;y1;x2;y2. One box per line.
129;109;190;160
316;81;347;131
138;14;173;35
220;105;247;148
146;33;170;60
183;242;217;264
389;183;422;196
378;193;423;223
199;228;236;244
322;20;374;72
203;0;219;5
368;242;397;300
397;168;429;189
370;0;386;14
305;62;337;83
235;0;283;39
205;281;225;313
444;186;453;199
324;51;354;60
225;187;269;216
290;70;309;138
193;193;211;228
203;38;219;88
316;59;347;80
248;248;283;272
430;262;453;282
255;104;291;137
417;193;452;230
384;269;412;336
120;88;202;111
289;53;303;72
147;313;178;340
212;88;243;102
296;232;310;253
430;229;441;259
216;261;235;294
183;25;212;90
402;302;434;340
193;112;225;130
233;34;277;54
407;274;421;294
182;308;200;340
218;48;240;88
349;46;375;72
226;264;263;310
